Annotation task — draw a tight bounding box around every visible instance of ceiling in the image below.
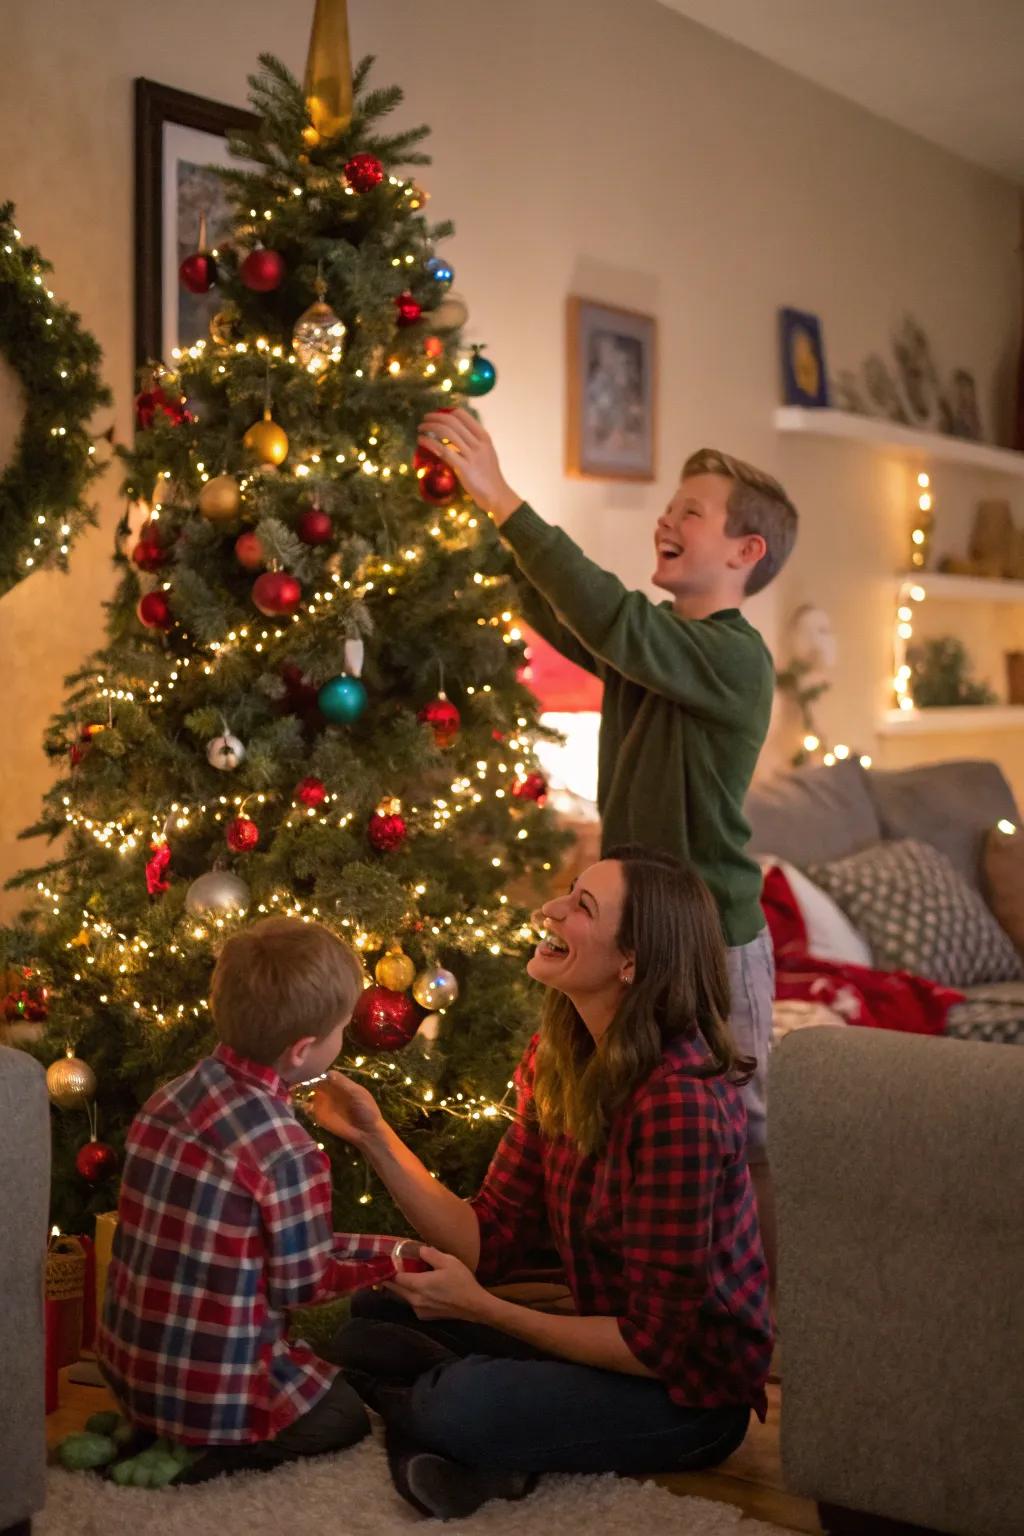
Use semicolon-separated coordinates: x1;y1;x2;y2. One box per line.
659;0;1024;183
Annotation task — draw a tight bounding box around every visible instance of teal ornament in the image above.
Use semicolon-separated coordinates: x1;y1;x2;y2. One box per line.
318;674;368;724
426;256;454;288
466;349;497;397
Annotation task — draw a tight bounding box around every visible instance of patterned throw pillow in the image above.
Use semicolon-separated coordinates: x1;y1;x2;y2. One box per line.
806;838;1024;989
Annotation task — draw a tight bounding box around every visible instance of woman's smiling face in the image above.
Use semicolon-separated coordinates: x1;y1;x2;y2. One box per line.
528;860;634;1000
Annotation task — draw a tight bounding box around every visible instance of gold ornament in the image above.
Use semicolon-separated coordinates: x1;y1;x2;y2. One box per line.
46;1052;97;1109
304;0;353;140
198;474;241;522
375;945;415;992
407;183;429;211
209;304;242;347
292;282;347;375
70;928;90;947
243;409;289;468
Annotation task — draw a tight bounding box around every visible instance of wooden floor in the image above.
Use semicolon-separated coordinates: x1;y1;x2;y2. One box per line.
47;1371;820;1533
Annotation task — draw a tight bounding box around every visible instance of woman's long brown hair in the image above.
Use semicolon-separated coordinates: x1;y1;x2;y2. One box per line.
532;845;754;1155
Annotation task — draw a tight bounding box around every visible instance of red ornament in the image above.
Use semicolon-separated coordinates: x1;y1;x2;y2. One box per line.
511;771;548;806
131;536;168;572
418;694;461;748
179;250;216;295
135;386;186;431
253;570;302;616
234;530;266;570
419;463;458;505
295;776;327;808
2;971;48;1022
240;247;286;292
280;663;323;725
395;292;422;328
413;440;444;473
349;986;419;1052
137;591;172;630
344;153;384;193
424;335;444;359
75;1140;118;1184
296;505;332;545
368;804;408;853
145;840;172;897
226;816;259;853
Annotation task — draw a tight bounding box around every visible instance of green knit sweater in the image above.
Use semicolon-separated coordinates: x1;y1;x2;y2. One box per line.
502;503;773;947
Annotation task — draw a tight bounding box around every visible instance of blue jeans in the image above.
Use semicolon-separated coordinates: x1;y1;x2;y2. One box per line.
348;1290;750;1476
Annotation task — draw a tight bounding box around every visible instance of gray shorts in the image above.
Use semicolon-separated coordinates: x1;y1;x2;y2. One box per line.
726;926;775;1161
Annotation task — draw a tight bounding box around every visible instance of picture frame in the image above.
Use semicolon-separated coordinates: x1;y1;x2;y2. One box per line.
566;297;656;481
778;307;830;409
134;78;259;373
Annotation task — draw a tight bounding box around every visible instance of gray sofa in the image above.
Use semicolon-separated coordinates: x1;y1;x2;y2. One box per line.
746;757;1023;1045
772;1025;1024;1536
0;1046;50;1533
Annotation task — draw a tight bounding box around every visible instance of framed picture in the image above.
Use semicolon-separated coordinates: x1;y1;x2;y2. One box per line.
567;298;656;480
134;78;259;373
779;307;830;408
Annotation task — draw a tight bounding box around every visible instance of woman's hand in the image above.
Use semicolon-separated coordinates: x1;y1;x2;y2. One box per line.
385;1245;496;1323
418;409;523;526
310;1070;385;1149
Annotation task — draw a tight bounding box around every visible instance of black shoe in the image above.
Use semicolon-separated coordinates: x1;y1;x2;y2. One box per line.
385;1424;537;1521
333;1318;456;1385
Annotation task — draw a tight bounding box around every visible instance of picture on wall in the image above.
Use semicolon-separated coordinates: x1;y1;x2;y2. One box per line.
567;298;656;480
779;306;830;409
134;78;258;372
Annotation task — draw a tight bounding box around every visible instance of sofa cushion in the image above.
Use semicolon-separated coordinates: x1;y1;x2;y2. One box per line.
746;760;881;868
945;984;1024;1046
865;759;1019;891
759;857;872;966
983;823;1024;956
807;838;1024;988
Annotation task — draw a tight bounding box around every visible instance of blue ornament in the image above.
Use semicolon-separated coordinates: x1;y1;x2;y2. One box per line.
466;350;497;398
318;674;368;724
426;256;454;288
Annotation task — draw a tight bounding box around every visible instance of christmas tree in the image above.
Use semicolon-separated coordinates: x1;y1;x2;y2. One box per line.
3;23;567;1234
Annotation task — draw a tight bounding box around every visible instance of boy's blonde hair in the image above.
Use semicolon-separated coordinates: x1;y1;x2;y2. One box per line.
210;917;363;1066
683;447;798;596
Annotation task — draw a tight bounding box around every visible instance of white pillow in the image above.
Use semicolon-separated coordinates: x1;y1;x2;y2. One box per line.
760;856;872;968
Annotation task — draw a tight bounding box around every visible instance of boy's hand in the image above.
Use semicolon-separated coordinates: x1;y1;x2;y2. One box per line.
418;409;523;526
310;1071;384;1148
385;1245;496;1322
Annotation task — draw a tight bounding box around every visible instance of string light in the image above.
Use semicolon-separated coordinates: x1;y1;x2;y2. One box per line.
892;473;933;713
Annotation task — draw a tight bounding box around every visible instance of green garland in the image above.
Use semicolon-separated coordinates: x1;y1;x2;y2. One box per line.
0;202;111;598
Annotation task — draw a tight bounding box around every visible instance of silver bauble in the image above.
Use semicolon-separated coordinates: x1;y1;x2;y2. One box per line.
185;870;251;917
429;291;469;332
46;1053;97;1109
412;967;459;1011
292;299;346;374
206;734;246;771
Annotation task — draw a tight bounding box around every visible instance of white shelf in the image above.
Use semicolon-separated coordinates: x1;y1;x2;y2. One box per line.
775;406;1024;478
878;705;1024;735
900;572;1024;604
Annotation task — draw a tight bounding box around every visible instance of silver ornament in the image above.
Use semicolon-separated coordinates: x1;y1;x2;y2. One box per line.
185;870;251;917
430;291;469;332
412;966;459;1011
292;297;347;375
416;1012;442;1045
46;1053;97;1109
207;734;246;771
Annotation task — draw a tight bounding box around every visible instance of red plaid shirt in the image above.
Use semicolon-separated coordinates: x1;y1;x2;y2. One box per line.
471;1034;772;1416
97;1043;399;1445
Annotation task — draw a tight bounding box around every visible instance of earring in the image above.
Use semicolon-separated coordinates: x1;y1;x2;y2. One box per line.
621;971;633;985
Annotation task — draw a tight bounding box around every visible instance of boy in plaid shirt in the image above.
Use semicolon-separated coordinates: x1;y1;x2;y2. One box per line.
98;917;404;1484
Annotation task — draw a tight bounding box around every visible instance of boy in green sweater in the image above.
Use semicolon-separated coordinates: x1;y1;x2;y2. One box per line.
419;408;798;1285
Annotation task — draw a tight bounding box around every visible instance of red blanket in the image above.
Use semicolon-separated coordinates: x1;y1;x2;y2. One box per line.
761;864;963;1036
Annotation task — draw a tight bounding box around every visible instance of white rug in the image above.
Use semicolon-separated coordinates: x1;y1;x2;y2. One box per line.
40;1427;794;1536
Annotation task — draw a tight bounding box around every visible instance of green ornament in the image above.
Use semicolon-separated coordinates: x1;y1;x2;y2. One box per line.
318;674;368;724
465;348;497;397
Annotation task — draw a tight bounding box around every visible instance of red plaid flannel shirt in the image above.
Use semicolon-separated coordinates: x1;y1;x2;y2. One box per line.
97;1043;398;1445
471;1034;772;1416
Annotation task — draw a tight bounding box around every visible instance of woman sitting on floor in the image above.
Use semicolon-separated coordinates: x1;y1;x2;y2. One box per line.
312;844;773;1520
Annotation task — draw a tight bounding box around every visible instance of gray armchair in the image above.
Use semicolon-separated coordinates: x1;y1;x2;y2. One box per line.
0;1046;50;1534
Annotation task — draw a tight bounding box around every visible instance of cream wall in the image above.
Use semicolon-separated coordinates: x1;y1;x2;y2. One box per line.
1;0;1021;917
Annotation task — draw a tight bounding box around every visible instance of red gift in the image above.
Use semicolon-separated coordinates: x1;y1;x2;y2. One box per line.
45;1234;87;1370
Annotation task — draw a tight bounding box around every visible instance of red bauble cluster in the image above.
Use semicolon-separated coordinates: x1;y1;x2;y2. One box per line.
418;694;461;748
240;247;286;292
137;591;172;630
296;505;332;545
395;292;422;328
349;985;419;1052
131;521;170;572
2;968;48;1023
419;463;458;505
368;807;408;853
295;776;327;808
179;250;216;295
252;570;302;616
226;816;259;853
75;1140;118;1184
135;385;187;431
511;771;549;805
234;530;266;570
344;153;384;193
